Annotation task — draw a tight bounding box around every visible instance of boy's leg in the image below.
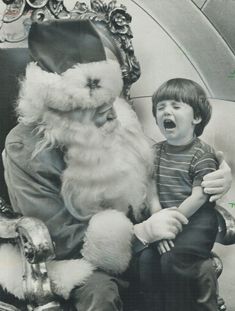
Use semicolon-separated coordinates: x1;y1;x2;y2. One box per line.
195;258;217;311
160;207;218;311
160;251;195;311
160;252;217;311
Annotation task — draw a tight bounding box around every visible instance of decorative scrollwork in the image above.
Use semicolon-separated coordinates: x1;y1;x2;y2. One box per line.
0;196;21;219
3;0;26;23
0;0;141;97
17;217;55;264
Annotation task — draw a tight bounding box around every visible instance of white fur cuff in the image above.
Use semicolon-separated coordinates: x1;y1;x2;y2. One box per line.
0;244;94;300
81;210;134;275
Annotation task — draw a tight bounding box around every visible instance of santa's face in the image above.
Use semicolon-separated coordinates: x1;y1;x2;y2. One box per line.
64;100;117;128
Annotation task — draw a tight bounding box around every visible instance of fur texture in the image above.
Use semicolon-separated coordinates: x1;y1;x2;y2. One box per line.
82;210;134;274
54;98;153;222
0;244;24;299
47;258;94;299
17;60;123;124
0;244;94;300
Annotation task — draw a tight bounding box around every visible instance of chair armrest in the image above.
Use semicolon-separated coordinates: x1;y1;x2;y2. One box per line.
16;217;60;308
0;301;21;311
216;205;235;245
16;217;55;264
0;197;60;309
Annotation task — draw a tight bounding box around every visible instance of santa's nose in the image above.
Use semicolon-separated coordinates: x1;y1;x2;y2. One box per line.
107;108;117;121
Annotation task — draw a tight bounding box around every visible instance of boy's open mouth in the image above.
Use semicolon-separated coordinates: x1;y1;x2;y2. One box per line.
163;119;176;129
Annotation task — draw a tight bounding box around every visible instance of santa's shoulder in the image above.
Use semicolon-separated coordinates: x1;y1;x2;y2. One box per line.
4;123;65;175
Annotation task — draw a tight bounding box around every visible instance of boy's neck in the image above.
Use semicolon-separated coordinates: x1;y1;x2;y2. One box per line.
166;135;196;146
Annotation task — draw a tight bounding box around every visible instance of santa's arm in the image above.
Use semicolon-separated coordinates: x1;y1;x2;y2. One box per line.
3;141;87;260
3;139;133;274
202;151;232;202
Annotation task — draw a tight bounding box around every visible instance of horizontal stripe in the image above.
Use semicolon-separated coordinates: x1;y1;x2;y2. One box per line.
158;174;182;179
159;192;188;195
156;156;191;166
193;158;217;168
194;147;206;153
195;168;217;174
160;199;183;203
159;165;188;173
165;152;194;157
157;183;190;188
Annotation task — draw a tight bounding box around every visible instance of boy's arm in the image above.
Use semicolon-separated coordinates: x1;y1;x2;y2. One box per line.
147;179;162;214
178;186;209;218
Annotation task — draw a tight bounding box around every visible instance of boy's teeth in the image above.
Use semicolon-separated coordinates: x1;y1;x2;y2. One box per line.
164;119;176;129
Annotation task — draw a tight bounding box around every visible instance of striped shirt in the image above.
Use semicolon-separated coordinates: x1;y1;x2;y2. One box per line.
154;138;218;209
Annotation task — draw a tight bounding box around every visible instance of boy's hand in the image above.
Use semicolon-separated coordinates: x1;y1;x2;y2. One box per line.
157;239;174;255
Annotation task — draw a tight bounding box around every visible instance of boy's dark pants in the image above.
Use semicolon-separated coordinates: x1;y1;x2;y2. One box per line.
136;206;218;311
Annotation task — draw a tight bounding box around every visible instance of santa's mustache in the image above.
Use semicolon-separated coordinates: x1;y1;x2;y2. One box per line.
32;109;119;156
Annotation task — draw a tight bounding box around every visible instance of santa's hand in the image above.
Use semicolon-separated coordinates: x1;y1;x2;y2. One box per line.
202;151;232;202
134;208;188;244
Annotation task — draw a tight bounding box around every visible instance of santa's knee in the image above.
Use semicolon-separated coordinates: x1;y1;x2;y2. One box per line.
71;271;123;311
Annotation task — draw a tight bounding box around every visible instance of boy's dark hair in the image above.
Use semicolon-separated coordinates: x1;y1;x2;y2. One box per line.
152;78;212;136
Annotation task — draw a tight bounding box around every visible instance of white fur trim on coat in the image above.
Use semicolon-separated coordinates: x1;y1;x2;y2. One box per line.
17;60;123;124
47;258;94;299
81;210;134;275
0;244;94;300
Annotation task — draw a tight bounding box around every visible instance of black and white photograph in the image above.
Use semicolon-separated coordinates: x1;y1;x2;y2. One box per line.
0;0;234;310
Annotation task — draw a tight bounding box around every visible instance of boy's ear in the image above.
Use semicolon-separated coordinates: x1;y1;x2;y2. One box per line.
192;116;202;125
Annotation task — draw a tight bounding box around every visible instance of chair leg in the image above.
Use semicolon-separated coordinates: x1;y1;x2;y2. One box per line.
217;295;226;311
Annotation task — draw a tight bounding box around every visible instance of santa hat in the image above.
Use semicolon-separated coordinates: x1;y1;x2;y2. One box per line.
20;19;123;114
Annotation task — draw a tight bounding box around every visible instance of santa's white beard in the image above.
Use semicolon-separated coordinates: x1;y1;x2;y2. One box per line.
36;98;154;222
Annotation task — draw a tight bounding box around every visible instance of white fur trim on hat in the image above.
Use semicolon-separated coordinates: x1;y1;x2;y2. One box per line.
81;210;134;275
17;60;123;124
0;244;94;300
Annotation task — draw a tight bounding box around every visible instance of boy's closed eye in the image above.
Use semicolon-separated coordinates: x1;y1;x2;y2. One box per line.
157;105;164;111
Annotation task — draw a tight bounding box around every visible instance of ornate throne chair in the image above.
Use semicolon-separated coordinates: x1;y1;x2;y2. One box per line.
0;1;234;310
